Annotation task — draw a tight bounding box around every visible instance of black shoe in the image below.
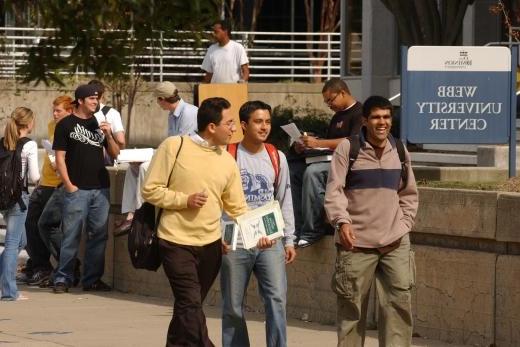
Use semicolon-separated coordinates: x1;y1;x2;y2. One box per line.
53;282;69;294
83;280;111;292
39;278;52;288
28;270;51;286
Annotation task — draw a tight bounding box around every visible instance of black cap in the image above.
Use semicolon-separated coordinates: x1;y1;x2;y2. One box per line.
72;84;99;105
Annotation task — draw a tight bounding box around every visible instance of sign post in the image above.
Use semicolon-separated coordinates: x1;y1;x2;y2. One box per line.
401;46;517;177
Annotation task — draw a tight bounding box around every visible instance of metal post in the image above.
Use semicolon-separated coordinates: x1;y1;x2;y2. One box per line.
11;36;15;80
327;34;331;79
159;31;164;82
340;0;349;77
400;46;408;143
290;0;295;81
150;35;154;82
509;46;518;178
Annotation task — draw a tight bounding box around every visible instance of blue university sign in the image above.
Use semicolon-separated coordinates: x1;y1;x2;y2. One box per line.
402;46;513;144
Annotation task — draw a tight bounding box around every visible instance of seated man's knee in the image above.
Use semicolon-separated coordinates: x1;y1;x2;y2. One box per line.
303;163;329;184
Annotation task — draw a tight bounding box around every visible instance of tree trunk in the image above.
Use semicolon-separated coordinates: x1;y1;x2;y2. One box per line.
380;0;476;46
304;0;340;83
250;0;264;32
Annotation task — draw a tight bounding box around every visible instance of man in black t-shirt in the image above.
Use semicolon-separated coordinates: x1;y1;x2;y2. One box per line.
52;84;120;293
289;78;362;247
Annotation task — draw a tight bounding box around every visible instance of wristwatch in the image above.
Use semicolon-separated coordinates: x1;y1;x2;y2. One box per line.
335;222;346;232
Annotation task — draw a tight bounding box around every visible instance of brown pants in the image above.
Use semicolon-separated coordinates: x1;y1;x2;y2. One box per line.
159;238;222;347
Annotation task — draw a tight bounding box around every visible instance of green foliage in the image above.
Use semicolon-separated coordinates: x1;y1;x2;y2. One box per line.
381;0;476;45
6;0;219;86
268;105;332;153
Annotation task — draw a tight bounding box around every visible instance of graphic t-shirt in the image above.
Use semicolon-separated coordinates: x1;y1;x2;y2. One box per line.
326;101;363;139
53;114;109;189
225;143;295;248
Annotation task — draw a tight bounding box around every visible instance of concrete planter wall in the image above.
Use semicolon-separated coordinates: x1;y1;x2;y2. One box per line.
104;171;520;347
0;80;337;147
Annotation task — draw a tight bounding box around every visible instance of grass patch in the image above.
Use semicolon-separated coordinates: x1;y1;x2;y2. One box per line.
417;177;520;193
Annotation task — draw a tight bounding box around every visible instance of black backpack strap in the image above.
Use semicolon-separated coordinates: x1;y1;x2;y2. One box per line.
345;135;360;187
155;136;184;229
101;105;111;116
395;138;408;190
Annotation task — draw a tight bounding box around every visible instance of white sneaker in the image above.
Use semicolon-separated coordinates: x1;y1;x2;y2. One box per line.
297;239;310;248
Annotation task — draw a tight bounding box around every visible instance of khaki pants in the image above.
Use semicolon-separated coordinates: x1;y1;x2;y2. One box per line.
332;234;416;347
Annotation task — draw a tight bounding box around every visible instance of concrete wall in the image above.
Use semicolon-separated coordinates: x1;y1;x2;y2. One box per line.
0;80;366;147
105;170;520;347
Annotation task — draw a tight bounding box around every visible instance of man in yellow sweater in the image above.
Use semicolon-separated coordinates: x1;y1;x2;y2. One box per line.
142;97;248;347
23;96;72;286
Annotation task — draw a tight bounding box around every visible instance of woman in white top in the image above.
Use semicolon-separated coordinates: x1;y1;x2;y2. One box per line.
0;107;39;301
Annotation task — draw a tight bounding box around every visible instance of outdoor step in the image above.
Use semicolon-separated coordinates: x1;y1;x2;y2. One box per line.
422;144;478;153
410;152;477;166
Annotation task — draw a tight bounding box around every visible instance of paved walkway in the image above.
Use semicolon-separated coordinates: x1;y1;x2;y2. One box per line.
0;286;470;347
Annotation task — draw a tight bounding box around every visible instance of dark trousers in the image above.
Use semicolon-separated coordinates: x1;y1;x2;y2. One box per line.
159;238;222;347
24;186;55;272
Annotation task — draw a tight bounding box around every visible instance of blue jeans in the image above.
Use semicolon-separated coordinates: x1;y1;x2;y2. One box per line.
25;185;55;272
54;188;109;287
221;241;287;347
290;160;330;243
38;186;65;262
0;192;29;300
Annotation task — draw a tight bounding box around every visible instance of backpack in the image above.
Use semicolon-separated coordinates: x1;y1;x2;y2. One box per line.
227;142;281;194
100;105;114;165
0;137;31;211
101;105;111;117
128;137;184;271
345;135;408;190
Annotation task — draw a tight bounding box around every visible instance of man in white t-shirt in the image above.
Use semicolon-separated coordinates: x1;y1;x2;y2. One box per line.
88;80;126;149
201;20;249;84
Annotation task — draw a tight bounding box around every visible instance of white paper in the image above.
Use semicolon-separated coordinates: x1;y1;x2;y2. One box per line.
117;148;154;163
305;155;332;164
41;139;54;156
236;200;285;250
280;123;302;143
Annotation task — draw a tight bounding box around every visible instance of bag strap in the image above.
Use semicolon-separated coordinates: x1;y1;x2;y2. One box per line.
155;136;184;230
227;142;238;159
264;143;281;194
345;135;360;187
395;138;408;191
17;137;31;192
101;105;111;116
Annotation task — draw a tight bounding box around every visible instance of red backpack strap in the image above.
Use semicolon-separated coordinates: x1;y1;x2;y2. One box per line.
226;142;238;160
264;143;281;192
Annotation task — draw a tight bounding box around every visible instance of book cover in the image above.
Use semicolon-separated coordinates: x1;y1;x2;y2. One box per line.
235;200;285;249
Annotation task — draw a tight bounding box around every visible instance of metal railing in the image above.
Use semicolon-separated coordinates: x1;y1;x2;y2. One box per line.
0;27;362;82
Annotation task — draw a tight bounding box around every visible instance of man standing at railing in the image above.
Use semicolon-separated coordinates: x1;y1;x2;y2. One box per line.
201;20;250;83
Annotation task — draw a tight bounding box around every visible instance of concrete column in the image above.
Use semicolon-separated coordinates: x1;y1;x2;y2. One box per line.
462;3;475;45
361;0;396;100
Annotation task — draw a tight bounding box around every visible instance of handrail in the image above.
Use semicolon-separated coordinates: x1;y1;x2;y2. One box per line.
0;27;361;81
